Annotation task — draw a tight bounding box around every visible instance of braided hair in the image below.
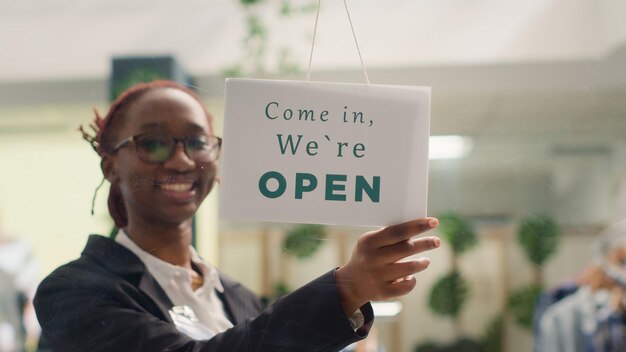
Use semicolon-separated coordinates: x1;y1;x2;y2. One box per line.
79;80;213;228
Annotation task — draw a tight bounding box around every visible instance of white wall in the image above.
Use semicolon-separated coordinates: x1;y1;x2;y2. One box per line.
0;132;111;276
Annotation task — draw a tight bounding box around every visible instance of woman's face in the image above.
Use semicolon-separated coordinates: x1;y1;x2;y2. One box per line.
108;88;217;228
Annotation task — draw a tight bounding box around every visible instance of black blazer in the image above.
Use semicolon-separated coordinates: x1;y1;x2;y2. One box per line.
34;235;372;352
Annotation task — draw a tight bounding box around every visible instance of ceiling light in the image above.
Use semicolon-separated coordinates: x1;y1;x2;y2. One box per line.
429;135;473;160
372;301;403;318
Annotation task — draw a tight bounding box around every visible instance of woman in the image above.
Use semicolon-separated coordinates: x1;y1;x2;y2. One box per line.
34;80;440;351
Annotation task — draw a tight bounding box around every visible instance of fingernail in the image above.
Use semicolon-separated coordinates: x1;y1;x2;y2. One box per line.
428;218;439;227
433;237;441;247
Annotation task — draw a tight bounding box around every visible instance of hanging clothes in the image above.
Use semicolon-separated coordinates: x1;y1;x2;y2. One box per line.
0;268;22;352
537;286;625;351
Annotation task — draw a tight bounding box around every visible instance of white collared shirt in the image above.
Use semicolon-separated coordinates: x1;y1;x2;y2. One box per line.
116;230;233;340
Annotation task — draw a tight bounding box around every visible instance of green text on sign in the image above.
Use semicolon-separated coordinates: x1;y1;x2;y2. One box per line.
258;171;380;203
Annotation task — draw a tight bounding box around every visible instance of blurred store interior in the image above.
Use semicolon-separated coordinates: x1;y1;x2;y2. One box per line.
2;1;626;351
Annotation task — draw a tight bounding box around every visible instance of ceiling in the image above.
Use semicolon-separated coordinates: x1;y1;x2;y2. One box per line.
2;0;626;81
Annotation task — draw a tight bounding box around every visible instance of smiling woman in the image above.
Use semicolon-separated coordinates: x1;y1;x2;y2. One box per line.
102;87;219;231
32;80;441;352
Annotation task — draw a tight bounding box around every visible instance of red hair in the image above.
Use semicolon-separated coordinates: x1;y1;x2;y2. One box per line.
79;80;213;228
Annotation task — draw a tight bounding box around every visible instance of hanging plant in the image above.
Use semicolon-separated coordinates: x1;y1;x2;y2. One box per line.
283;224;326;260
438;212;477;255
481;314;504;352
226;0;318;76
425;212;476;338
428;271;469;317
273;281;291;299
240;0;265;6
518;215;560;266
507;284;542;329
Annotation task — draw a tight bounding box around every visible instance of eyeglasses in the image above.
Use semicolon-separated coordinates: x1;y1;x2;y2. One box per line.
111;134;222;163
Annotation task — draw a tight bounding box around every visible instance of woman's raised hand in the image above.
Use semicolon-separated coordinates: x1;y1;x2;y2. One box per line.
335;217;441;315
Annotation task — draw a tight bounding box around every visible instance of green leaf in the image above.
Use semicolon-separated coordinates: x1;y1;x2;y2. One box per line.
246;15;267;39
280;0;292;15
481;314;504;352
240;0;264;6
507;285;542;329
518;215;560;265
222;65;243;78
428;271;469;317
283;224;326;260
438;212;477;254
273;281;291;298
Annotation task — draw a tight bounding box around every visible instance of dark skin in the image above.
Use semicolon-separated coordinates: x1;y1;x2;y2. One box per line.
102;87;441;317
102;88;217;269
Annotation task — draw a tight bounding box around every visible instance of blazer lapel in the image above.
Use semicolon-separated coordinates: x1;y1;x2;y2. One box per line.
82;235;260;327
82;235;174;323
137;272;175;323
216;277;245;325
216;273;262;325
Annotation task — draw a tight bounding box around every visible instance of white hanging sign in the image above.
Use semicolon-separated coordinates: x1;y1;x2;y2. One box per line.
219;78;431;227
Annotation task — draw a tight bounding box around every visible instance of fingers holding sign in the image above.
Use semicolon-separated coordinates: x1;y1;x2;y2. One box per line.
335;217;441;316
